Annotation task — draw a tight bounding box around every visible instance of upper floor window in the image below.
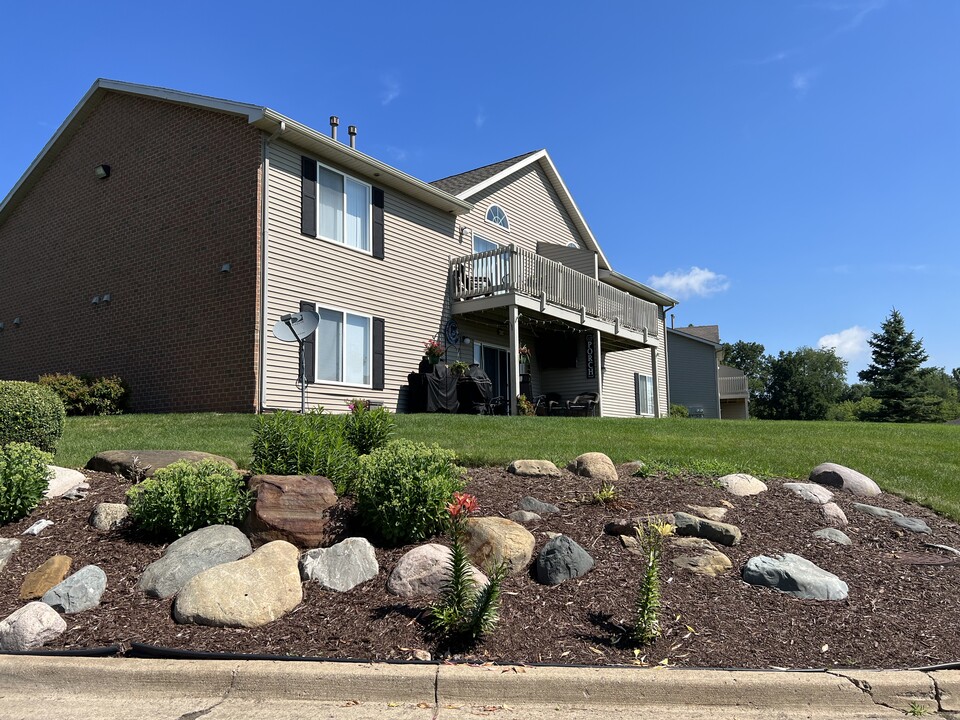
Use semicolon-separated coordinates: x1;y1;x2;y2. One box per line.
316;162;371;252
485;204;510;231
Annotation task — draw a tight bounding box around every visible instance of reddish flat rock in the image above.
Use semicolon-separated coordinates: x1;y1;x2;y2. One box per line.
244;475;337;548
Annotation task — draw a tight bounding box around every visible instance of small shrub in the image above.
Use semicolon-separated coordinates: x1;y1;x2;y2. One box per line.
354;439;465;546
591;482;619;505
669;404;689;418
38;373;127;415
630;522;667;646
0;381;66;452
431;493;506;643
344;399;394;456
516;394;535;416
0;442;53;524
126;459;253;541
251;409;359;493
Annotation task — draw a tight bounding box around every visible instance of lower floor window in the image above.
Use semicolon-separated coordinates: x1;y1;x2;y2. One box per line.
636;373;654;415
317;306;371;385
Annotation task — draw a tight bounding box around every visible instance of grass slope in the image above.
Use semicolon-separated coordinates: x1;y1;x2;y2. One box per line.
57;414;960;520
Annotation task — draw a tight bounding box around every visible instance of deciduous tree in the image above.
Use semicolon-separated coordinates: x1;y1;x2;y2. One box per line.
755;347;847;420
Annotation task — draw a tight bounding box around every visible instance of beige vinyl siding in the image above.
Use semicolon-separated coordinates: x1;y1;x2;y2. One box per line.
263;139;458;412
461;164;585;255
537;242;597;278
601;314;668;418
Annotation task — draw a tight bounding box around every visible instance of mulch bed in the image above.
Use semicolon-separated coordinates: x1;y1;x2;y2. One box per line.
2;464;959;669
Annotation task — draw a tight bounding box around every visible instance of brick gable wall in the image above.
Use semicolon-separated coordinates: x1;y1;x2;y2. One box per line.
0;92;262;412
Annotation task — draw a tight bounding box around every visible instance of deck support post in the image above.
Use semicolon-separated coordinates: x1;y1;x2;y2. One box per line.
594;329;603;416
509;304;520;416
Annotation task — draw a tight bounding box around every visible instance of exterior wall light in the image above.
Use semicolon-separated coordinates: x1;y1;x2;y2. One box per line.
95;164;111;179
13;317;21;327
92;296;100;305
221;263;232;273
0;322;4;331
101;293;111;302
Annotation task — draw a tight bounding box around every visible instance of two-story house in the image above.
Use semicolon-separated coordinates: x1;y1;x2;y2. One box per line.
0;80;676;416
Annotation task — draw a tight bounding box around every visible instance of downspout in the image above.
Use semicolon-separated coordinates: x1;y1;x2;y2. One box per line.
258;120;286;412
661;303;676;417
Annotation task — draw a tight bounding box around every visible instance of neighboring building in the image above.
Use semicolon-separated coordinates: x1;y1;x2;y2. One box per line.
667;325;749;419
0;79;676;415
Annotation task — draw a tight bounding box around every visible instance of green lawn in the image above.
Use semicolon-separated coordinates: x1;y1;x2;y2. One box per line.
58;414;960;520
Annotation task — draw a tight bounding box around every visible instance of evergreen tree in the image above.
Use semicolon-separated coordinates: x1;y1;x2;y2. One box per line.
858;309;930;422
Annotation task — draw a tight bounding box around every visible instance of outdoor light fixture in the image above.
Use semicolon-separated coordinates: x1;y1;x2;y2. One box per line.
13;317;21;327
0;323;4;331
101;293;111;302
220;263;232;273
462;336;472;345
94;164;111;179
92;296;100;305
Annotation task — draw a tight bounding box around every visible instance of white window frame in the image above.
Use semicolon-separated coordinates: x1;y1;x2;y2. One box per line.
315;161;373;255
637;373;655;416
314;303;373;388
484;204;510;231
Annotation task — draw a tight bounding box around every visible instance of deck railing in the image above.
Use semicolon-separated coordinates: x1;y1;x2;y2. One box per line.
450;245;659;336
719;375;749;398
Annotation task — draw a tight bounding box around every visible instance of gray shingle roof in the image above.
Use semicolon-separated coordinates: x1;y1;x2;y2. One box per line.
677;325;721;343
430;150;541;196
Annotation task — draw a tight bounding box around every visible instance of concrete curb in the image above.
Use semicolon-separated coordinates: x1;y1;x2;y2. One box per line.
0;656;956;719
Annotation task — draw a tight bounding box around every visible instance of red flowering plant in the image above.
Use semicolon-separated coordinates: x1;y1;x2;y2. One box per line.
430;492;506;643
423;339;444;360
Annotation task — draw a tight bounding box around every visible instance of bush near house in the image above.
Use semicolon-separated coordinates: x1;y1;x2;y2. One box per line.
38;373;128;416
0;441;53;525
344;398;394;456
669;404;689;418
0;380;66;452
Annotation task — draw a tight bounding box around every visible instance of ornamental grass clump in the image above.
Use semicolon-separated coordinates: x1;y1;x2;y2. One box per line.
430;492;507;643
0;442;53;525
126;459;253;541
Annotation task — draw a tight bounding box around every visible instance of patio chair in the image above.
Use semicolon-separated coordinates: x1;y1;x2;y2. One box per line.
566;392;599;417
543;392;564;416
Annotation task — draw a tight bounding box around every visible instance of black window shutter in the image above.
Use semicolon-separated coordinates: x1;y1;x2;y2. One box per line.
372;187;385;259
301;156;317;236
372;317;385;390
300;300;316;384
634;373;641;415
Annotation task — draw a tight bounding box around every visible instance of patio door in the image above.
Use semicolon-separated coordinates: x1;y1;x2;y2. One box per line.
475;343;510;403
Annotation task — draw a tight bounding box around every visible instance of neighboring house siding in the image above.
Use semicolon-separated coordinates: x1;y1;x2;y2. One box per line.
459;163;585;255
0;93;262;412
263;140;457;412
667;332;720;419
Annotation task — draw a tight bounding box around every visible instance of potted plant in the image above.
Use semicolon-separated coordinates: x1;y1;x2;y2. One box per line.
518;344;532;369
423;339;445;365
450;361;470;377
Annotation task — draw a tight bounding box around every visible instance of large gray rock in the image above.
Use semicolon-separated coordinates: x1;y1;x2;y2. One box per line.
0;602;67;651
813;528;852;545
819;502;849;528
717;473;767;496
508;511;541;524
0;538;20;575
507;460;561;477
173;541;302;628
809;463;881;497
742;553;848;600
853;503;903;520
139;525;252;599
89;503;130;531
464;517;535;576
44;466;83;498
518;497;559;515
85;450;238;480
567;452;618;485
892;516;932;534
535;535;594;585
386;544;487;598
782;483;834;505
604;514;675;536
301;537;378;592
42;565;107;614
672;512;742;546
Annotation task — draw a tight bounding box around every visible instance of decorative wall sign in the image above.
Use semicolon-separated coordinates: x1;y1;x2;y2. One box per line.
444;318;460;345
585;337;596;379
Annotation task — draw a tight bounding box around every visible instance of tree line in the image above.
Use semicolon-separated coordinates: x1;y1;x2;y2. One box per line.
721;310;960;423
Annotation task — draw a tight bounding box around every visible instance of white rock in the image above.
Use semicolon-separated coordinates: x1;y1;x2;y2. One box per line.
22;520;53;536
301;537;378;592
717;473;767;496
44;466;85;498
0;602;67;651
387;543;487;598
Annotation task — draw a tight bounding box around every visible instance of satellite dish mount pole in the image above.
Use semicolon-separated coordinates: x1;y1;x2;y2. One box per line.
282;315;307;414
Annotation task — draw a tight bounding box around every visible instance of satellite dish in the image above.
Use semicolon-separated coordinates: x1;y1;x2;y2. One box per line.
273;311;319;343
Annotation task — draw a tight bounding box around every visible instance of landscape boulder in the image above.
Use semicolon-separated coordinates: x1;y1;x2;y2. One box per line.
301;537;379;592
0;539;20;575
669;537;732;577
813;528;852;546
507;460;561;477
0;602;67;651
742;553;848;600
536;535;594;585
717;473;767;496
42;565;107;613
672;512;742;546
892;516;932;534
173;541;302;628
685;505;728;522
567;452;618;485
853;503;903;520
44;466;85;498
89;503;130;532
386;544;487;598
782;482;834;505
819;502;848;528
463;517;535;576
138;525;252;599
85;450;239;479
508;511;541;523
518;497;559;515
245;474;337;548
604;514;675;536
809;463;882;497
20;555;71;600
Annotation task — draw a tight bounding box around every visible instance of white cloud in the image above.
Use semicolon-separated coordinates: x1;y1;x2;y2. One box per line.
647;267;730;299
818;326;871;362
380;75;401;106
475;106;487;129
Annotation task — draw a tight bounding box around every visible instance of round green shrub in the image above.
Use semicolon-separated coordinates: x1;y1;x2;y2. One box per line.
0;442;53;525
0;381;66;452
126;459;253;541
354;439;465;546
668;403;689;418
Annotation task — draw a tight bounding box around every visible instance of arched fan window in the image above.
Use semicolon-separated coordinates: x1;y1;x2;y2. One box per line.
485;204;510;230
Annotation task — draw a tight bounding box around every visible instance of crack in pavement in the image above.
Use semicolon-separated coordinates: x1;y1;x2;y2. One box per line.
431;664;440;720
827;670;939;716
175;664;241;720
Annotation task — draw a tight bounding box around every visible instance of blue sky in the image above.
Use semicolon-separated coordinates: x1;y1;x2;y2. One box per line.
2;1;957;380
